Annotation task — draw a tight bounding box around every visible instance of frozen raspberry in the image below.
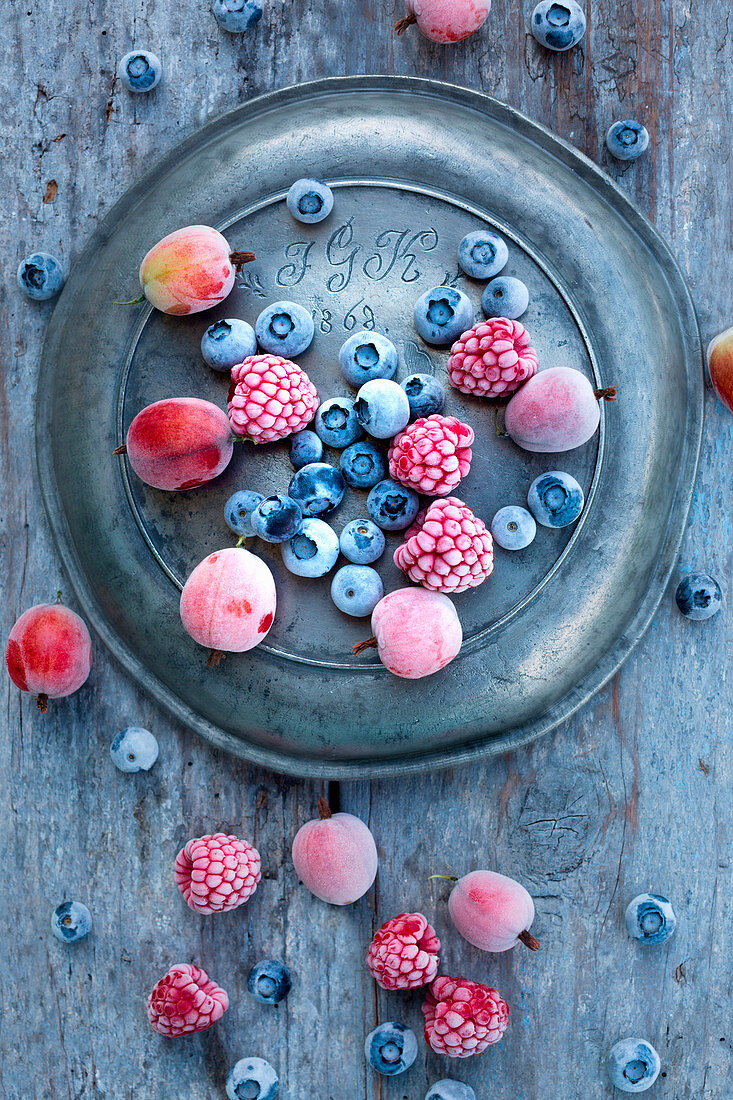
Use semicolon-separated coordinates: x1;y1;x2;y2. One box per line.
422;975;509;1058
147;963;229;1037
447;318;538;399
174;833;261;914
228;354;319;444
394;497;494;594
366;912;441;990
388;415;474;497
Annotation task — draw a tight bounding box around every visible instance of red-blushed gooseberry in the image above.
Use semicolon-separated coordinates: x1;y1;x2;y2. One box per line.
118;397;233;491
6;603;92;711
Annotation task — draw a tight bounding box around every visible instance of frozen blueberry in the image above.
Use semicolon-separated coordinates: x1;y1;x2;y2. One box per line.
606;120;650;161
490;505;537;550
281;518;339;578
286;178;334;224
414;285;474;346
17;252;65;300
339;518;386;564
225;489;264;536
355;379;410;439
289;462;345;517
119;50;162;92
331;565;384;618
401;373;446;420
425;1082;476;1100
290;430;323;470
340;440;387;489
674;572;723;620
255;300;314;358
457;230;509;280
339;331;398;387
531;1;586;51
251;494;303;543
625;894;677;945
110;727;159;772
212;0;264;33
367;478;420;532
527;471;584;528
201;318;257;373
315;397;363;449
365;1022;418;1076
51;901;92;944
607;1038;661;1093
247;960;292;1005
226;1057;279;1100
482;276;529;319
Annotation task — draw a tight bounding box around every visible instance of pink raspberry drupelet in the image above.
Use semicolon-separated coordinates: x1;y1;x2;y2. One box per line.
174;832;261;914
147;963;229;1037
422;975;509;1058
394;497;494;594
388;415;474;497
447;317;538;399
366;912;441;990
228;354;319;444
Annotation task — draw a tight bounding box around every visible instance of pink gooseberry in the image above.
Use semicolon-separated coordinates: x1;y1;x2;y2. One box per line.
448;869;539;952
118;397;234;491
138;225;254;316
180;547;276;666
291;799;378;906
353;588;462;679
6;603;92;711
396;0;491;44
504;366;616;453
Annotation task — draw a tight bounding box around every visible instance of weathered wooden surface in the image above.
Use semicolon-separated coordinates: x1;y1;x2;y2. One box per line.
1;1;731;1097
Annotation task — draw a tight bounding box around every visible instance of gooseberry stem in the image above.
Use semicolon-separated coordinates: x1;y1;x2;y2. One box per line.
207;649;225;668
317;797;332;819
113;444;127;455
428;874;458;882
518;929;540;951
395;12;417;34
594;386;617;401
229;250;256;270
114;295;145;305
353;636;378;655
36;693;49;713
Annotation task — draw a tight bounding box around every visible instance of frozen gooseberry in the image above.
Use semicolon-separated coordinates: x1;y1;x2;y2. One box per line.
180;547;276;665
396;0;491;44
447;870;539;952
137;225;254;315
117;397;233;491
6;603;92;712
504;366;616;452
291;799;378;905
706;326;733;413
353;588;462;679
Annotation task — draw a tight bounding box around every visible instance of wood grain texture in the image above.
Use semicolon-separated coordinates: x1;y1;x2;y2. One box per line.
1;1;731;1098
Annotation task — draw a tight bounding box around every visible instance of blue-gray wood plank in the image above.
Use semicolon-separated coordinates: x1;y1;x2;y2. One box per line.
2;1;731;1097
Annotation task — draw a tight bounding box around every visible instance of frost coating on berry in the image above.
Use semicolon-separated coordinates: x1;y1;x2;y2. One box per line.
504;366;604;452
228;354;319;444
388;415;474;497
292;802;378;905
366;912;441;990
147;963;229;1037
123;397;234;491
394;498;494;594
447;317;538;398
448;870;537;952
139;225;240;315
422;975;509;1057
366;588;463;679
398;0;491;44
175;832;262;914
180;547;276;654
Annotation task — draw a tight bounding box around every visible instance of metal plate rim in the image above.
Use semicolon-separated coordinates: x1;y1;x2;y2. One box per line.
36;75;704;779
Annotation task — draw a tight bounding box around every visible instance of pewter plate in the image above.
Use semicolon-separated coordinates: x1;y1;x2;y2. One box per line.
37;77;703;778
